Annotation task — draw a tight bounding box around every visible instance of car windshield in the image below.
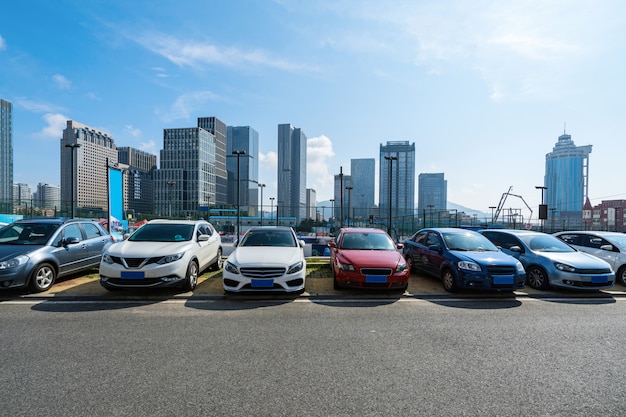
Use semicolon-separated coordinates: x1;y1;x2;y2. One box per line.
340;232;395;250
0;223;58;245
443;231;498;252
520;234;575;253
240;230;296;247
128;223;194;242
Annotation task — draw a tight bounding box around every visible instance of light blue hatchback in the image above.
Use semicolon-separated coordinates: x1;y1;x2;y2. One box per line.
480;229;615;290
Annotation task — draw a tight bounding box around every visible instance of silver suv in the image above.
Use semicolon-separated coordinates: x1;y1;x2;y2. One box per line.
0;218;113;292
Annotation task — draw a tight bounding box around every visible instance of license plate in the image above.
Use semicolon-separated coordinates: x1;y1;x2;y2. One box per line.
493;275;514;285
591;275;608;283
365;275;388;283
121;271;145;279
251;279;274;288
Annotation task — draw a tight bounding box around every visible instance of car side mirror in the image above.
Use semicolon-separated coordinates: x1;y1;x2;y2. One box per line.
328;241;336;248
198;234;210;242
509;245;522;253
396;243;404;250
600;244;615;252
299;240;306;248
63;236;80;246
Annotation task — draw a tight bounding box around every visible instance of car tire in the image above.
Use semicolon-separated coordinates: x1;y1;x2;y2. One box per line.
210;248;223;271
616;266;626;286
441;269;457;292
29;263;56;293
526;266;550;290
182;260;199;291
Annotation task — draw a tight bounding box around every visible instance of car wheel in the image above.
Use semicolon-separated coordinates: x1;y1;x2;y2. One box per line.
29;263;56;293
526;266;549;290
616;266;626;286
441;269;457;292
211;248;223;271
182;260;199;291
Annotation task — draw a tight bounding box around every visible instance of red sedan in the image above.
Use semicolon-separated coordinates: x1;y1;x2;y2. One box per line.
329;228;410;291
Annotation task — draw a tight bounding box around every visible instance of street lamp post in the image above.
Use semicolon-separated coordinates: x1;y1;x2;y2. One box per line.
166;180;175;218
65;143;81;218
277;201;283;226
345;186;353;227
232;150;246;239
257;183;265;226
536;186;548;231
384;155;398;235
330;199;335;233
269;197;275;226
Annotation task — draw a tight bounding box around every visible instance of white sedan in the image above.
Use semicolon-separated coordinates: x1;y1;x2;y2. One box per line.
99;219;222;291
223;226;306;293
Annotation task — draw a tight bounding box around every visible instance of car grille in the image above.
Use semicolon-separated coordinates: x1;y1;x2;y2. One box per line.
486;265;517;275
360;268;393;276
578;268;612;274
240;267;287;278
110;256;161;268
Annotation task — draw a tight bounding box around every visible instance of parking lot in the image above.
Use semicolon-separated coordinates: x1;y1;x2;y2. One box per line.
6;261;626;299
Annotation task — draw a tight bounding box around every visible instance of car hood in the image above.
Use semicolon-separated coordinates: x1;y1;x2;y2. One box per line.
529;250;612;268
105;241;195;257
228;247;304;267
451;250;517;266
338;249;404;268
0;244;42;260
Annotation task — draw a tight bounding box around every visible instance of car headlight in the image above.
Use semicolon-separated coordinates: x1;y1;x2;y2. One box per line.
224;261;240;274
0;255;29;270
555;262;576;272
102;254;114;264
156;252;185;265
458;261;481;271
396;261;408;273
337;259;356;272
287;261;304;274
515;261;525;273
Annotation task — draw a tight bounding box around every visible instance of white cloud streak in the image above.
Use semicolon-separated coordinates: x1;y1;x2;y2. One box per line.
52;74;72;90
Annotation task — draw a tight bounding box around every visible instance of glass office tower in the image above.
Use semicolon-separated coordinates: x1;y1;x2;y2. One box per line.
0;99;13;213
418;173;447;211
226;126;259;215
351;158;376;220
544;132;592;229
277;123;307;222
379;141;415;224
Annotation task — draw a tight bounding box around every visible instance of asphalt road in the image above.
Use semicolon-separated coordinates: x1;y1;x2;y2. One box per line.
1;297;625;416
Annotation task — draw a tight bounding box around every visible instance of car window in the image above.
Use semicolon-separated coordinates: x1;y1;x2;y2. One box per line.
413;232;428;245
483;232;521;251
63;224;83;241
425;232;440;247
556;233;581;246
583;235;609;249
129;224;194;242
82;222;105;239
340;232;394;250
519;234;575;253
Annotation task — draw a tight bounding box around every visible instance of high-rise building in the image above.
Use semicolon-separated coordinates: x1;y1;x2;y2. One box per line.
13;183;31;205
198;117;227;207
277;124;307;222
34;183;60;211
418;173;447;211
379;141;415;225
544;131;592;229
227;126;259;215
60;120;117;215
350;158;376;220
155;127;216;218
0;99;12;213
117;147;157;217
306;188;316;220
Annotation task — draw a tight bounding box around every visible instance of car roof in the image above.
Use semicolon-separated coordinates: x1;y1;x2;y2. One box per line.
482;229;543;236
146;219;207;225
340;228;387;233
13;217;95;225
247;226;293;231
555;230;623;237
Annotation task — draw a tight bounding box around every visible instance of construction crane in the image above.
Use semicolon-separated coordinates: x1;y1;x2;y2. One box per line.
493;186;533;225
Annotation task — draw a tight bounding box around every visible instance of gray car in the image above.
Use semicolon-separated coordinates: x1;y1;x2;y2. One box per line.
554;231;626;286
480;229;615;290
0;218;112;292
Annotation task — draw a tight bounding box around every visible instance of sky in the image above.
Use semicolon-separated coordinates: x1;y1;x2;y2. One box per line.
1;0;625;220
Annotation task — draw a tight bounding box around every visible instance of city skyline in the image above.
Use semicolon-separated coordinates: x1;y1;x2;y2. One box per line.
1;1;625;212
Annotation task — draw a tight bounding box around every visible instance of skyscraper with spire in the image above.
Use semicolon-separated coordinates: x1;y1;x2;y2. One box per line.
544;129;592;229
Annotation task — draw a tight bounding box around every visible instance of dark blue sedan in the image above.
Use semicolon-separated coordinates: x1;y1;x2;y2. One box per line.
403;228;526;292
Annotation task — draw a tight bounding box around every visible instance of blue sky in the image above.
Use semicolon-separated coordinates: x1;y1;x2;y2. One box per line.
1;0;625;218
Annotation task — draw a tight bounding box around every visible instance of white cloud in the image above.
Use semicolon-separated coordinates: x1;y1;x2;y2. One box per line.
15;98;57;113
306;135;335;200
157;91;219;122
52;74;72;90
138;139;158;156
34;113;68;139
124;125;143;138
134;32;311;72
260;151;278;169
